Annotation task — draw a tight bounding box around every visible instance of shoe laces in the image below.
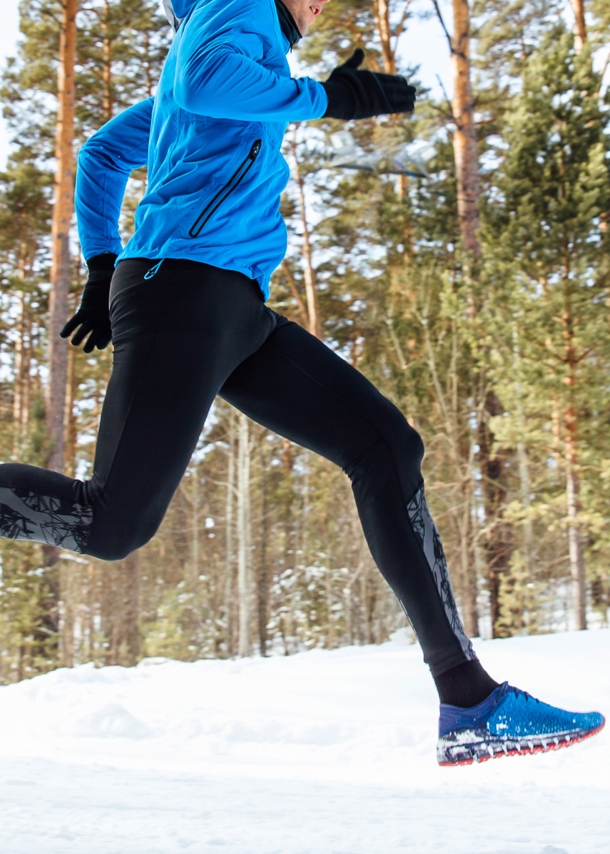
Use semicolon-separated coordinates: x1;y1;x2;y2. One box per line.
509;685;538;704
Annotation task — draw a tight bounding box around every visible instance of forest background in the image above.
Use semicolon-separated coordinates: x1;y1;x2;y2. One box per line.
0;0;609;682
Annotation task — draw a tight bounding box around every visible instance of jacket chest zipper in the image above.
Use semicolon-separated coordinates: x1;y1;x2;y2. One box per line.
189;139;262;238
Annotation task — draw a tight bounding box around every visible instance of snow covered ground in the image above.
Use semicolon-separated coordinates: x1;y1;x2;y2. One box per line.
0;629;607;854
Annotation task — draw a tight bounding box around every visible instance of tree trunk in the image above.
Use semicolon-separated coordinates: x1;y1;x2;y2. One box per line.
102;0;113;121
478;390;512;637
291;130;321;339
569;0;587;51
191;469;200;586
446;0;512;633
224;411;236;655
459;472;479;637
566;424;586;630
257;430;269;656
237;412;251;656
373;0;396;74
281;260;309;328
143;30;155;98
13;286;28;459
563;289;587;629
450;0;481;258
122;551;141;665
47;0;78;476
513;327;535;578
372;2;414;227
63;342;77;477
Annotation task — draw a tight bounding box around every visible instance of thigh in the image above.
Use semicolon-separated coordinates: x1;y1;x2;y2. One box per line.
219;318;418;474
87;259;274;557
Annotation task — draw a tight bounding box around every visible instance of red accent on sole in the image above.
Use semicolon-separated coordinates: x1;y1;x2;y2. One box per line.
439;720;605;767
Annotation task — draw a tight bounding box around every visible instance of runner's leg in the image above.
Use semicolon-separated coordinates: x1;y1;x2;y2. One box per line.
220;316;497;699
0;260;275;561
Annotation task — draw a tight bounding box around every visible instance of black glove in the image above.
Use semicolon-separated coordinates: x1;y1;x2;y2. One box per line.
60;253;117;353
322;48;416;121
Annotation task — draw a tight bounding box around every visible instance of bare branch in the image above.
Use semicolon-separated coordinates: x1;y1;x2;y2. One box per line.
436;73;458;126
430;0;469;60
430;0;453;56
428;102;457;123
392;0;413;49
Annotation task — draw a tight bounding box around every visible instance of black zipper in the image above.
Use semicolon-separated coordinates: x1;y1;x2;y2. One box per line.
189;139;262;238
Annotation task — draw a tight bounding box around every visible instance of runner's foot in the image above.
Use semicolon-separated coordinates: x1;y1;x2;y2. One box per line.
437;681;605;766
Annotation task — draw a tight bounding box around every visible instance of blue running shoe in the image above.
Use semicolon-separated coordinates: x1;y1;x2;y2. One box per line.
437;682;605;766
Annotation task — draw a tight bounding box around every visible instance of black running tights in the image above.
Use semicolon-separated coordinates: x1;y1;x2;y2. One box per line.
0;259;477;676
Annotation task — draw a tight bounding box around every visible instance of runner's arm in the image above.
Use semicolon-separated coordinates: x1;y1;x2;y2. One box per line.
174;15;327;122
75;97;153;261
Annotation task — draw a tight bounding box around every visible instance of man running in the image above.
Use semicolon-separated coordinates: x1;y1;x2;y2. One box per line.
0;0;603;765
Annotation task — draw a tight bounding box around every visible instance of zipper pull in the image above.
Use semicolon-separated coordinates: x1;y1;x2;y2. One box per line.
144;260;164;280
250;140;262;159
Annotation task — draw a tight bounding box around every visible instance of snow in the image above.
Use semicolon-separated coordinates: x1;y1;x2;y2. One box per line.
0;629;608;854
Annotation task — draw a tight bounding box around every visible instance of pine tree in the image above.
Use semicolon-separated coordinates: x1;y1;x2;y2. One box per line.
482;27;610;630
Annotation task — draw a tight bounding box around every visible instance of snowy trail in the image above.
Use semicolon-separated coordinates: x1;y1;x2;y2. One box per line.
0;753;604;854
0;630;608;854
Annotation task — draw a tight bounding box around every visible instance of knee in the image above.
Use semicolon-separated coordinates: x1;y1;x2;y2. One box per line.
347;398;425;496
378;398;425;468
84;511;160;562
87;539;140;563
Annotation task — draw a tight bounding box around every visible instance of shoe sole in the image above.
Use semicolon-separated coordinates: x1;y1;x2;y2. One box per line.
437;720;605;766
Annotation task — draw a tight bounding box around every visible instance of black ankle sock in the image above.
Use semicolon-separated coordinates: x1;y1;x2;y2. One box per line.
434;660;500;708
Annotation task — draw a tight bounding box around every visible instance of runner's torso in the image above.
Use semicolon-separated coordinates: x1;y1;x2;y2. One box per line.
120;0;324;297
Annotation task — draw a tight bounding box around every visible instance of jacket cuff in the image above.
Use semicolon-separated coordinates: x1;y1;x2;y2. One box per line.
86;252;118;273
321;79;355;121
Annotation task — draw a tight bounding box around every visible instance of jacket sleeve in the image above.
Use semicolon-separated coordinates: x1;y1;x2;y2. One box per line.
174;9;328;122
75;98;153;261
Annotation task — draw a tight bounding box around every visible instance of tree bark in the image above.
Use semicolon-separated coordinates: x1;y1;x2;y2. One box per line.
569;0;587;51
191;469;200;586
459;471;479;637
257;430;269;656
373;0;396;74
563;291;587;630
437;0;512;633
13;286;29;460
237;412;251;656
47;0;78;475
224;411;236;655
566;422;586;629
101;0;113;122
291;131;321;339
478;390;513;637
372;2;414;219
122;551;141;665
450;0;481;258
63;342;77;477
513;327;535;579
281;260;309;328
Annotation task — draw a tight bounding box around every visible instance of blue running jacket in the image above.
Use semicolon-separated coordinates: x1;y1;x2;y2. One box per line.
75;0;328;298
